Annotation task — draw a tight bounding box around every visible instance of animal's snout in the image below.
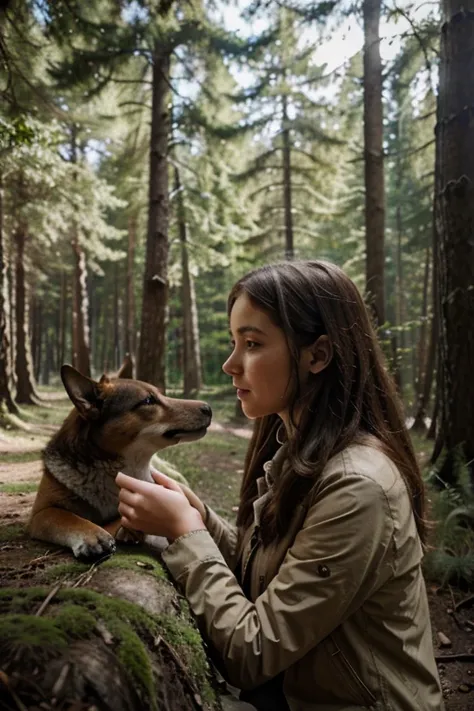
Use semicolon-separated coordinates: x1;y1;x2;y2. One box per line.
200;404;212;419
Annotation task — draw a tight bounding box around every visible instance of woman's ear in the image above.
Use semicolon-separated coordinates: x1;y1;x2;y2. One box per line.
303;335;333;375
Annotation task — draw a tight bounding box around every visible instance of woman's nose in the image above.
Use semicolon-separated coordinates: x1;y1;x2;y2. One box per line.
222;350;241;375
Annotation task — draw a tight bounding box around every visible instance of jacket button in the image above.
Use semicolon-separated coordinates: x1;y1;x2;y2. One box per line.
318;564;330;578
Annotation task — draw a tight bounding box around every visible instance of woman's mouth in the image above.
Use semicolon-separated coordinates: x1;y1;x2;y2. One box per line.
236;388;250;399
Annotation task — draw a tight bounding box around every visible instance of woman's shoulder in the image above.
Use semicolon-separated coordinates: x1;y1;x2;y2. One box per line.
320;434;404;497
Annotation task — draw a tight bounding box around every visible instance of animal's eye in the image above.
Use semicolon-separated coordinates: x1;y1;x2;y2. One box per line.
140;394;158;407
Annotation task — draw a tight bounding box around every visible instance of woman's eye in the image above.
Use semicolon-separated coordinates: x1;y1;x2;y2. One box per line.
246;340;259;349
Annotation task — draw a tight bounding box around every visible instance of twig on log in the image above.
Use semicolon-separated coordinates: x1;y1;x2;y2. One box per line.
29;550;62;566
35;582;62;617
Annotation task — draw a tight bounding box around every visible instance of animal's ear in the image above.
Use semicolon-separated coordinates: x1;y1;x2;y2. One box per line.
60;365;101;421
116;354;134;379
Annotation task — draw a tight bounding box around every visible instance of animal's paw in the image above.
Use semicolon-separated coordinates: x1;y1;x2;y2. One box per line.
72;529;117;561
115;526;145;545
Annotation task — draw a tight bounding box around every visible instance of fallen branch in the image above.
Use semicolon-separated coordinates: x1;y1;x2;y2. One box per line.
435;653;474;663
454;593;474;612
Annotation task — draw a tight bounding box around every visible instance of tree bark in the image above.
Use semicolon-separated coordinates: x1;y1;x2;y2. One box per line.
363;0;385;327
174;166;202;397
14;221;38;404
411;248;432;432
434;0;474;482
125;212;137;358
113;262;121;370
71;237;91;378
137;49;171;390
282;93;294;260
31;294;42;383
70;128;91;378
58;270;67;368
0;172;18;417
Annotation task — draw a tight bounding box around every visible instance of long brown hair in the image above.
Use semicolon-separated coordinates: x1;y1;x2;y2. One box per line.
228;260;426;545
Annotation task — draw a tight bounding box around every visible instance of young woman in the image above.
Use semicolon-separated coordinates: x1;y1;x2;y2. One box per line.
116;260;444;711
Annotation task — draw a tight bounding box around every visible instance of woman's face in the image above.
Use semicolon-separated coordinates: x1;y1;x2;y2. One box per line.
222;293;294;425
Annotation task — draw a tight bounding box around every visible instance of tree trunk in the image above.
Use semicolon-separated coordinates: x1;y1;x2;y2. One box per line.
282;93;294;260
174;166;202;397
125;212;137;358
58;270;67;368
15;222;38;405
71;237;92;378
411;248;432;432
7;230;16;394
70;126;91;378
31;294;42;383
137;49;171;390
363;0;385;327
113;262;121;370
434;0;474;483
0;172;18;417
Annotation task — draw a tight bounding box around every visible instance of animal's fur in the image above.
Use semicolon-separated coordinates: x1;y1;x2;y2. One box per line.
29;362;212;560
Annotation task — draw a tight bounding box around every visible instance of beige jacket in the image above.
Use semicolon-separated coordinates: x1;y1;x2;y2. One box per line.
162;440;444;711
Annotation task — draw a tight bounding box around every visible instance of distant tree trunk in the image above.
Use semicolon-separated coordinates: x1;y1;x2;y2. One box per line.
0;173;18;416
71;237;91;377
42;330;53;386
282;93;294;260
411;247;431;432
31;295;42;383
15;222;38;404
124;212;137;358
363;0;385;326
58;270;67;368
70;127;91;378
7;234;16;393
137;49;171;390
101;290;111;373
113;262;121;370
434;0;474;483
393;204;405;391
174;166;202;397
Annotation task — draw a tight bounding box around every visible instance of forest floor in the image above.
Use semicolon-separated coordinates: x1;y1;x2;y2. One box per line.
1;389;473;709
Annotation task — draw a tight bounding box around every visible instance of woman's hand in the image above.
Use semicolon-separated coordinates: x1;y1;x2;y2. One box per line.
149;469;207;522
116;472;206;541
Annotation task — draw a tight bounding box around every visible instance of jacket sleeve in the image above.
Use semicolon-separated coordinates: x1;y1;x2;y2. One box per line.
203;504;239;570
161;469;397;690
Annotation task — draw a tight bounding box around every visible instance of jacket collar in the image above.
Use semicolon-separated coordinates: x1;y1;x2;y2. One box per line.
254;443;289;525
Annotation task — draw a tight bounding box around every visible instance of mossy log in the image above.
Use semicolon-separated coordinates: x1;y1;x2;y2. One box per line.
0;529;222;711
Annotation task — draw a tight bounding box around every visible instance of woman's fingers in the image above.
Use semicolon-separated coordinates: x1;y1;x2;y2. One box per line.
150;470;182;491
118;487;141;506
118;502;136;521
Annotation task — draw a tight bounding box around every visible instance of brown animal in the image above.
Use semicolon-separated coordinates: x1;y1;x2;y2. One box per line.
29;363;212;560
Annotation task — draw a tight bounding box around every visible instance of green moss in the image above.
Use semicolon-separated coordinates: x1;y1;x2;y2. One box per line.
0;451;42;464
0;587;48;609
54;604;97;639
100;551;167;580
0;523;26;542
0;614;68;656
114;620;156;707
0;585;217;707
41;561;91;582
0;482;39;494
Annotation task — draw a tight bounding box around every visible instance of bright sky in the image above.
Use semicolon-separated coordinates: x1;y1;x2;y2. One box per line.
217;0;437;81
